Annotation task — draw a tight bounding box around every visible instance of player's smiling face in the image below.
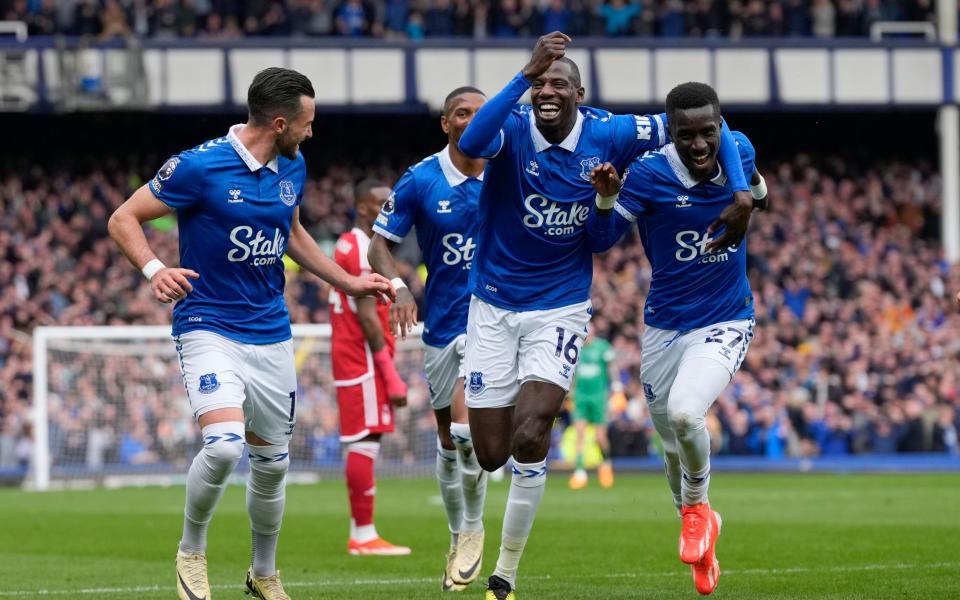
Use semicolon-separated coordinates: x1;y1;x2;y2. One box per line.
441;92;487;144
277;95;315;159
530;61;584;138
670;104;721;181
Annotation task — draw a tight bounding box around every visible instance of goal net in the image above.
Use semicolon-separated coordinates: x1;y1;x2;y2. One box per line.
30;325;433;490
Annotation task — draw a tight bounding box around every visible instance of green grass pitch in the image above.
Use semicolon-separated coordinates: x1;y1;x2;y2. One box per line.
2;473;958;599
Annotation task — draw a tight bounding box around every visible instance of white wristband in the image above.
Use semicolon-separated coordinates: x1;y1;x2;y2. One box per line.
595;192;619;211
141;258;166;281
611;380;625;394
750;175;767;200
390;277;407;291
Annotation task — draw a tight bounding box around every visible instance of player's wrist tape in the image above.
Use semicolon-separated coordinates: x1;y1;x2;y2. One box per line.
595;192;619;211
611;380;625;394
750;175;767;200
141;259;166;281
390;277;407;291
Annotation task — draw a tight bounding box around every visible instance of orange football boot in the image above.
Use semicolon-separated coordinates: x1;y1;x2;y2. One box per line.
691;510;722;595
348;537;412;556
679;502;715;564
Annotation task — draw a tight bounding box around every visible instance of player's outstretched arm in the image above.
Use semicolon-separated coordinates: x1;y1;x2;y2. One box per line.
108;184;199;304
368;234;418;340
586;162;632;253
357;296;408;407
287;208;396;303
459;31;570;158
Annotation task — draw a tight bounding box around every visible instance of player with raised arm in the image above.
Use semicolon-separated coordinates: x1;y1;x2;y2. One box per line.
586;82;768;596
456;32;754;600
331;179;412;558
367;87;490;591
568;324;621;490
108;68;393;600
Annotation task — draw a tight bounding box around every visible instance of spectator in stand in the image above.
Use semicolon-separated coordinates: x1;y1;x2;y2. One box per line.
598;0;641;37
425;0;455;36
335;0;376;36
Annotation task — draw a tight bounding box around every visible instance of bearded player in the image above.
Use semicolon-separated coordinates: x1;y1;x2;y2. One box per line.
109;68;394;600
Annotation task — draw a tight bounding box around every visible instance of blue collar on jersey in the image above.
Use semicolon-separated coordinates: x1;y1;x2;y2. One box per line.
227;124;280;173
664;144;728;189
529;109;585;153
438;144;485;186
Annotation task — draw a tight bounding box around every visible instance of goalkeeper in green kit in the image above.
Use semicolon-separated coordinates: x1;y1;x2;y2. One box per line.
569;325;623;490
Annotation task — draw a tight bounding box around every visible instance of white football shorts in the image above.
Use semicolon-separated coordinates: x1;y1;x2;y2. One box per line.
640;318;755;415
423;334;466;410
175;330;297;444
465;296;592;409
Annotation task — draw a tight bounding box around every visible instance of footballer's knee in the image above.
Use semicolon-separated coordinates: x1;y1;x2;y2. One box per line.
476;444;510;472
510;415;552;462
248;444;290;477
199;424;246;476
667;408;703;438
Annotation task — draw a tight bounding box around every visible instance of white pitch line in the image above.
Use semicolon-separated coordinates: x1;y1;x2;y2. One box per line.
2;562;954;597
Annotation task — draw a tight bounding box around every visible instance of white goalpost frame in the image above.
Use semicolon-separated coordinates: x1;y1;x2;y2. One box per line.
31;323;424;491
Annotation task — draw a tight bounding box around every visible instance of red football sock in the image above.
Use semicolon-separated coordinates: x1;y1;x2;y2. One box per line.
346;442;379;527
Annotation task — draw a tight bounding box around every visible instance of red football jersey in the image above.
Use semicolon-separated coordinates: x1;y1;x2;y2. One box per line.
330;227;395;384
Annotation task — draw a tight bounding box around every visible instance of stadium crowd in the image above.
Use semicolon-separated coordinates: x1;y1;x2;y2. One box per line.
1;0;936;40
0;150;958;475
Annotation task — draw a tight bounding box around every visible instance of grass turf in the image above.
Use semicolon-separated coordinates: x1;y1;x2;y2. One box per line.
1;473;958;599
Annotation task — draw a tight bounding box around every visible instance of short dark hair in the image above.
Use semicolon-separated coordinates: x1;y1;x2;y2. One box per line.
354;178;387;206
443;86;485;116
665;82;720;119
247;67;315;126
556;57;582;88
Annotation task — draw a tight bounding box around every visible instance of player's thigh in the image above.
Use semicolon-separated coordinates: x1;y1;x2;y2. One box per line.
640;325;685;416
336;375;395;444
464;296;520;409
243;339;297;445
517;299;592;392
680;318;756;377
423;334;465;411
175;331;246;421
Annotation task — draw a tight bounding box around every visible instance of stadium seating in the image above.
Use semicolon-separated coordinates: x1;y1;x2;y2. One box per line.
1;152;957;476
1;0;936;40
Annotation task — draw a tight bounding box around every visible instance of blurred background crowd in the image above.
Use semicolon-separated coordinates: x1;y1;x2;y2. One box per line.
0;0;938;41
1;127;958;473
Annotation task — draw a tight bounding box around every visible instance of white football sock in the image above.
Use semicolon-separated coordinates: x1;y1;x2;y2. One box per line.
180;421;245;554
436;439;464;546
651;411;682;510
668;357;731;506
493;458;547;589
247;442;289;577
450;422;487;533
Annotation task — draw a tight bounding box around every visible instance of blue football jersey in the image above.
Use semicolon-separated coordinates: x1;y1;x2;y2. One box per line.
459;73;667;311
149;124;306;344
612;131;757;331
372;146;481;348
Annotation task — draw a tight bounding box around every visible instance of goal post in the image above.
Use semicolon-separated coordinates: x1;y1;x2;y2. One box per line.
30;324;431;491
